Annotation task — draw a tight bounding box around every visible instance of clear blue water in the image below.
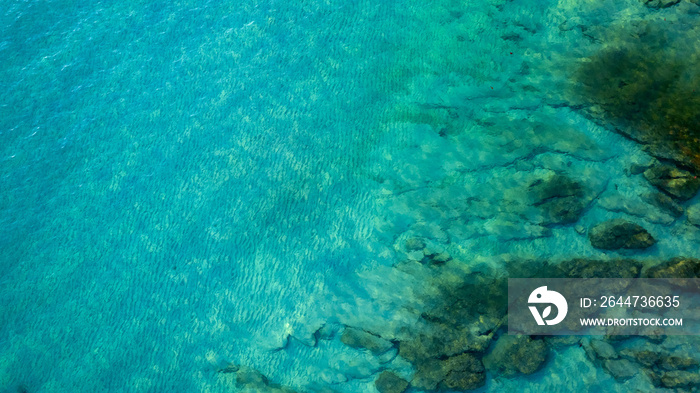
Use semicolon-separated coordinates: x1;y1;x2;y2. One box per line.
2;0;700;392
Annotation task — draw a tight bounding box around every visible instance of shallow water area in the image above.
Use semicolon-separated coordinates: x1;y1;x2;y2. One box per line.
2;0;700;392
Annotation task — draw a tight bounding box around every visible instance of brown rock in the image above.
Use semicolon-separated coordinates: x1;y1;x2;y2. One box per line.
484;335;548;377
589;219;656;250
375;371;409;393
645;257;700;278
440;354;486;391
644;164;700;201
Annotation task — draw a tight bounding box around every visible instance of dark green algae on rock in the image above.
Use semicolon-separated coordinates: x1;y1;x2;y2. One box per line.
528;173;591;225
483;335;548;377
374;371;409;393
400;256;696;388
340;327;394;356
333;256;700;391
643;163;700;201
385;257;641;391
588;219;656;250
572;21;700;180
645;257;700;278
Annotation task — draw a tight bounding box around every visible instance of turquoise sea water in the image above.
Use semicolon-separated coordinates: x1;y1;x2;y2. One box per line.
3;0;700;392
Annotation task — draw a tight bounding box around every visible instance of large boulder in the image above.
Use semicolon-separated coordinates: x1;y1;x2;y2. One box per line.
410;354;486;391
411;359;446;391
644;164;700;201
588;219;656;250
375;371;409;393
341;327;393;355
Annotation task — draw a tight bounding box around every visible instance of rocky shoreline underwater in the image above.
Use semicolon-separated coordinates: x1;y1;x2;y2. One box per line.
101;0;700;391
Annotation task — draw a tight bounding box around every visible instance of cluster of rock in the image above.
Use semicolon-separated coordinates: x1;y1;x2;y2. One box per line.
523;167;697;253
569;19;700;243
358;256;699;392
585;338;700;389
334;260;551;392
586;160;700;251
366;326;548;393
223;255;700;392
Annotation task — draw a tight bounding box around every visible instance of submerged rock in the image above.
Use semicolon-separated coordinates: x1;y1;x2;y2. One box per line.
398;326;492;364
219;365;298;393
426;252;451;265
556;258;642;278
642;192;684;218
645;257;700;278
588;219;656;250
590;339;617;359
598;193;675;225
399;335;442;363
375;371;409;393
410;354;486;391
341;327;394;355
644;164;700;201
687;203;700;226
572;23;700;173
528;174;588;225
661;370;700;388
483;335;548;377
619;349;661;367
405;237;426;251
630;162;654;176
603;359;639;381
411;359;447;391
235;367;269;387
440;353;486;391
659;355;699;371
644;257;700;291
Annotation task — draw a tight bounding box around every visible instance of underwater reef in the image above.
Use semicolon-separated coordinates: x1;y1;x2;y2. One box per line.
224;255;700;392
572;21;700;173
345;256;700;392
331;5;700;393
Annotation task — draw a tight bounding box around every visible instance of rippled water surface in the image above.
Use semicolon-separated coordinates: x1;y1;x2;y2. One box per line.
2;0;700;392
